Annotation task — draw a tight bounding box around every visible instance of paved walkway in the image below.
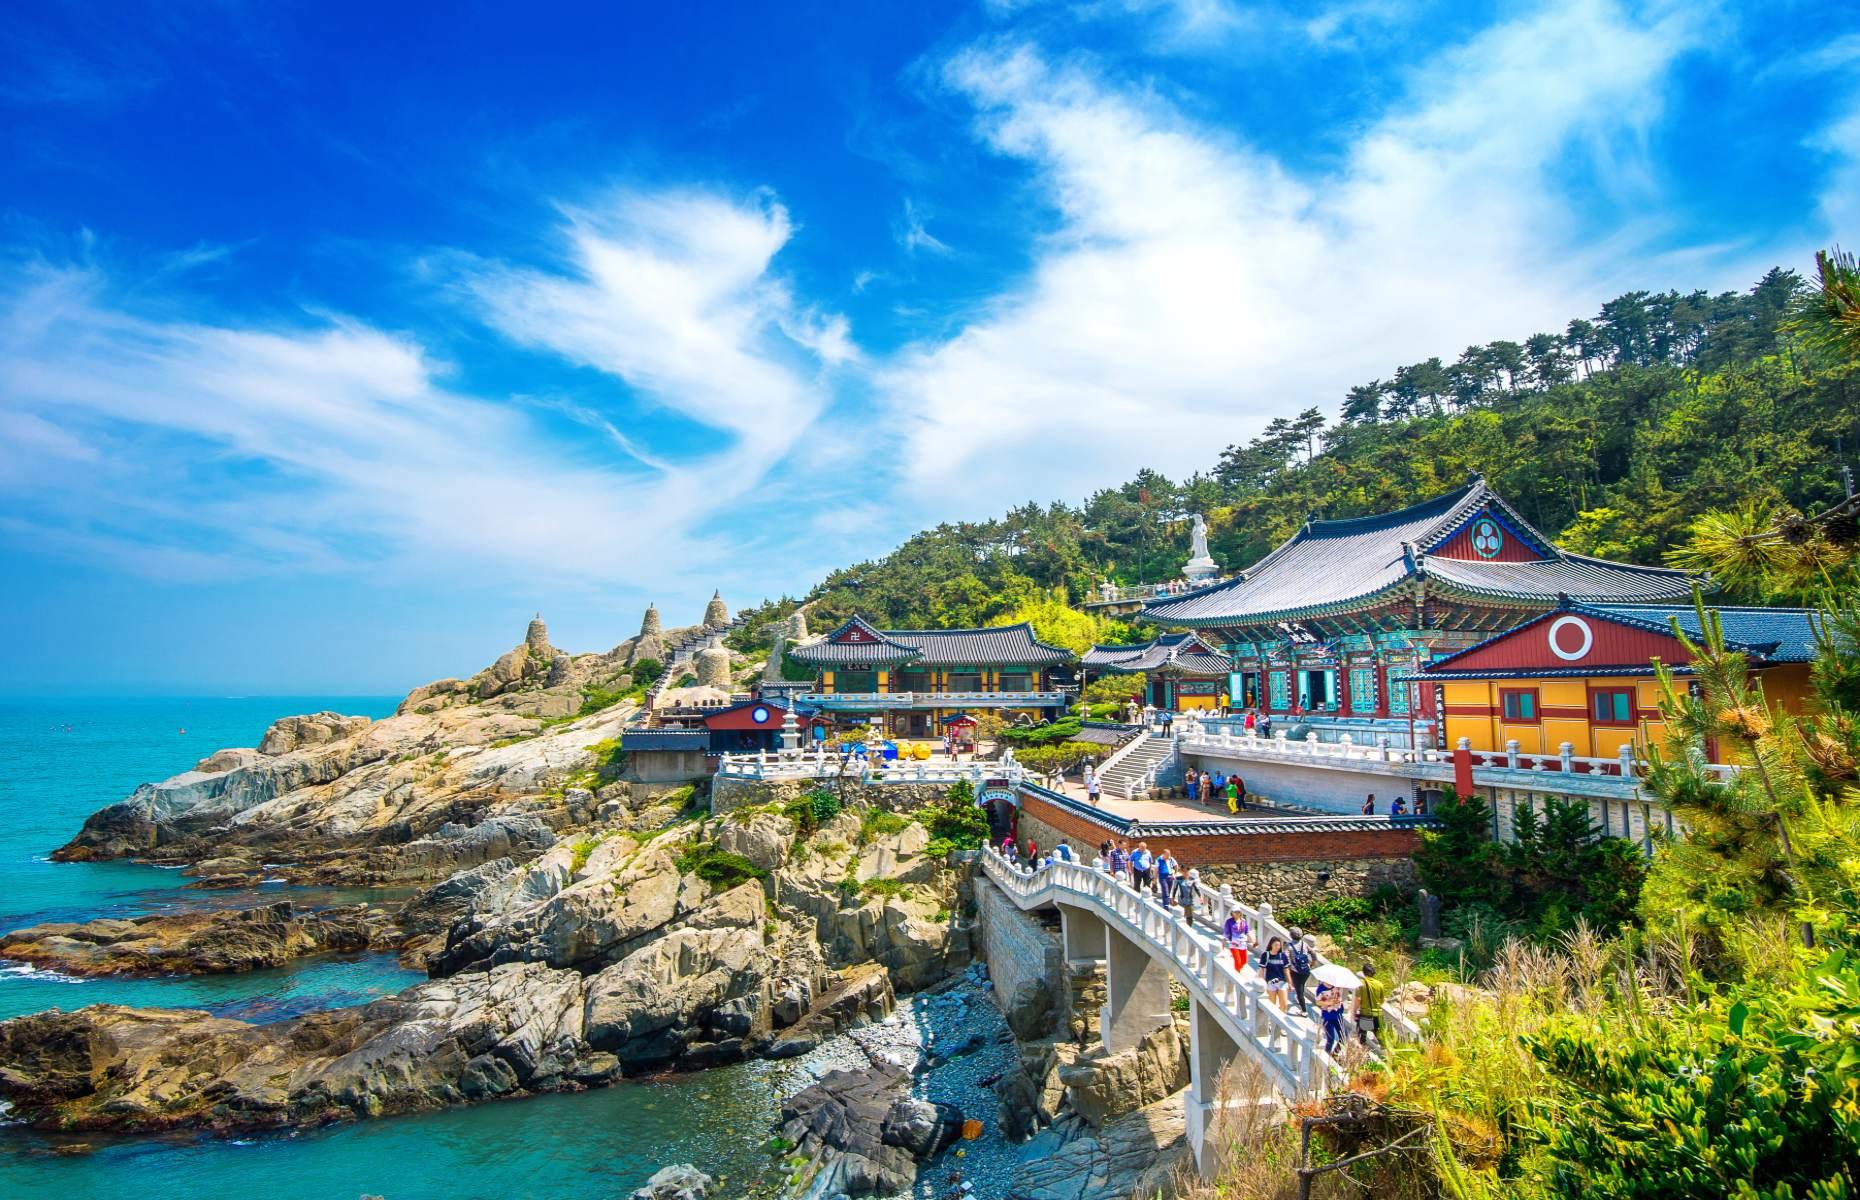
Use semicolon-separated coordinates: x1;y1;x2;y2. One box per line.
1039;774;1292;824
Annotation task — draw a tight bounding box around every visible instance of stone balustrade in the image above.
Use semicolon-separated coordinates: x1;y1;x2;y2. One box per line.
978;845;1413;1175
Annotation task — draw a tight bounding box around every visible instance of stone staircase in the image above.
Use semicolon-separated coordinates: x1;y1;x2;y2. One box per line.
644;615;748;708
1096;734;1183;800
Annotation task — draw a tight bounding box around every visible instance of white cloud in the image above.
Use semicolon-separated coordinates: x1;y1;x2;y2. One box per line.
895;198;954;256
880;0;1713;510
0;187;847;588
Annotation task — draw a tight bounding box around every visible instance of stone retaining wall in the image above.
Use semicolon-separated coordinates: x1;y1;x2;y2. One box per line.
974;877;1064;1039
1197;856;1416;909
711;776;952;816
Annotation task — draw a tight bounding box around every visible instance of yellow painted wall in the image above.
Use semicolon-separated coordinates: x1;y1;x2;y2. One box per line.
1445;668;1812;761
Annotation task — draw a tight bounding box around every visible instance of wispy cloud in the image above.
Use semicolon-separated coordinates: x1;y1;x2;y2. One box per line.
895;198;954;256
879;0;1718;510
0;187;849;588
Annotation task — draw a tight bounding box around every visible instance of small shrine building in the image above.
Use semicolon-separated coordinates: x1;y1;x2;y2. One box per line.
1080;632;1234;711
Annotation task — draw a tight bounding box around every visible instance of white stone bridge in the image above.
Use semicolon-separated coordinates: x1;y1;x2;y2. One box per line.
978;847;1412;1176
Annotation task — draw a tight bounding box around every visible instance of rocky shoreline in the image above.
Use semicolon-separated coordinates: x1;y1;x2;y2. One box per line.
0;613;1200;1200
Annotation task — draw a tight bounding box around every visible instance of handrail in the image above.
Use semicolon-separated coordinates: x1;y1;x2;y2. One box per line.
1092;729;1165;798
979;846;1421;1096
979;847;1334;1097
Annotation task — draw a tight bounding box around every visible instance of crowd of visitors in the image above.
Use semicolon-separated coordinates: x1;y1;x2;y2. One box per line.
995;829;1389;1059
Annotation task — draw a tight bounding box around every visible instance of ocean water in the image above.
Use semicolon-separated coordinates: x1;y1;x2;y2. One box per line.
0;698;793;1199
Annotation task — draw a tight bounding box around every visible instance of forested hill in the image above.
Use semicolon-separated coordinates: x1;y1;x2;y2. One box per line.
738;264;1859;647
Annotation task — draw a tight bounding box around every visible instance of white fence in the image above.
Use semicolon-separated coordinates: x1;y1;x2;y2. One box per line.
796;690;1067;710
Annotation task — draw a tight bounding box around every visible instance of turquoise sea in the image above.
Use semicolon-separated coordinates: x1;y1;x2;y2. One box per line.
0;698;798;1200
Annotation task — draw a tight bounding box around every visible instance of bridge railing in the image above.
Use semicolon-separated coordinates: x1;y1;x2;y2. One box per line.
714;749;1028;786
981;846;1337;1096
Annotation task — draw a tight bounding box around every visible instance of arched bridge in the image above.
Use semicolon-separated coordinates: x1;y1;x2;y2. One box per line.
978;848;1405;1176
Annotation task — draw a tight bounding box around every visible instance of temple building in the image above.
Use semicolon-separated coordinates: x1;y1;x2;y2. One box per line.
1414;602;1820;759
1143;476;1700;742
1080;632;1234;711
787;616;1073;737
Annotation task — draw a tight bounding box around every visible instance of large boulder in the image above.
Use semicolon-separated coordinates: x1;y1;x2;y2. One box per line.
631;1165;712;1200
1009;1098;1190;1200
1058;1022;1191;1128
582;924;772;1067
432;847;689;976
257;712;372;755
716;811;796;872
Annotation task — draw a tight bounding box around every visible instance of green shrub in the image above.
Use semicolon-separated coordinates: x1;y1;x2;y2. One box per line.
858;806;910;844
915;780;990;852
780;787;842;833
674;843;769;889
568;832;611;873
631;657;663;684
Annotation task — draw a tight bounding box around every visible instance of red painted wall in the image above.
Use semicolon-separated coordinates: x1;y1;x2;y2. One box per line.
1429;511;1547;562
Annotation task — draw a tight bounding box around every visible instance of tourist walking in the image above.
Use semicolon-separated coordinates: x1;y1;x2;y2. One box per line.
1315;982;1345;1055
1258;713;1273;738
1130;841;1154;892
1161;710;1174;737
1288;928;1314;1013
1414;793;1428;816
1390;796;1407;817
1260;936;1291;1011
1156;849;1176;906
1225;777;1240;814
1024;838;1038;865
1355;963;1386;1047
1222;907;1250;973
1181;869;1201;928
1229;773;1246;809
1055;841;1073;863
1108;841;1129;882
1244;708;1257;733
1185;771;1199;803
1087;770;1102;806
1199;770;1212;805
1362;794;1375;815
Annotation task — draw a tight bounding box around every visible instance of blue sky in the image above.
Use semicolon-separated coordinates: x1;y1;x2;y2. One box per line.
2;0;1854;695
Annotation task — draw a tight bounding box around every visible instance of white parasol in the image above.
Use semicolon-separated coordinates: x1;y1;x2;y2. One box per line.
1311;962;1362;990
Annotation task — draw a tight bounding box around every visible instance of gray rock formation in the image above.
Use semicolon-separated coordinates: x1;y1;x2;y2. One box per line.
257;712;372;755
1010;1098;1191;1200
641;604;662;638
527;613;551;653
703;591;729;629
0;901;382;976
631;1165;712;1200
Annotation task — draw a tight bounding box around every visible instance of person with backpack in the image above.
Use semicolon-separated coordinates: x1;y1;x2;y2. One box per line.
1260;936;1292;1011
1222;907;1250;973
1054;841;1074;863
1355;962;1387;1047
1288;928;1315;1013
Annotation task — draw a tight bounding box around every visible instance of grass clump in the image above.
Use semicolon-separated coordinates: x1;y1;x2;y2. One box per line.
857;806;910;844
567;832;612;873
780;787;842;833
674;842;769;890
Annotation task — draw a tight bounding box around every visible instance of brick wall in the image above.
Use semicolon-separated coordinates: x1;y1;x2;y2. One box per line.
1015;792;1423;869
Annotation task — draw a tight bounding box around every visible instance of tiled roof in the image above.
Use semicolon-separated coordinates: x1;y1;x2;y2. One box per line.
1143;478;1698;628
787;616;922;666
1580;603;1822;663
621;728;713;751
1083;632;1233;676
1413;602;1822;680
790;617;1074;667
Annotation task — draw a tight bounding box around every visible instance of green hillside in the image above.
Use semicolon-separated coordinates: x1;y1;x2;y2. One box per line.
738;259;1857;650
